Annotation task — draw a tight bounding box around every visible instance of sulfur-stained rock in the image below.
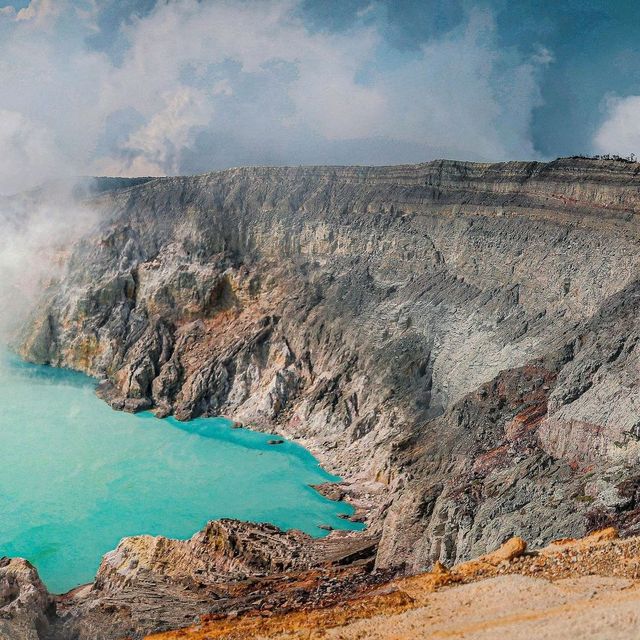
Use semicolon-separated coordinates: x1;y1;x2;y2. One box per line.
8;158;640;637
480;537;528;566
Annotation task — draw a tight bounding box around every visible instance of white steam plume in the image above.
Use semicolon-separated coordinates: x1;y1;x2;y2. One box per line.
0;185;99;343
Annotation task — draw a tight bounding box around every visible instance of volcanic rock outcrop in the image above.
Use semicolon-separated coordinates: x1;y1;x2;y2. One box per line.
8;157;640;637
0;558;50;640
0;520;379;640
146;527;640;640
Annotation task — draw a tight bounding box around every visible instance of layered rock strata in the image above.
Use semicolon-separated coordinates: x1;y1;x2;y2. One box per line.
1;521;380;640
8;157;640;636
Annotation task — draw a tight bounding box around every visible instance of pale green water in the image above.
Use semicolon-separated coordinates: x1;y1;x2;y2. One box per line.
0;352;362;593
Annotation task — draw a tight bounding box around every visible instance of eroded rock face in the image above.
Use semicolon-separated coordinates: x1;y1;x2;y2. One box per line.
94;520;313;591
50;520;379;640
0;558;50;640
14;158;640;588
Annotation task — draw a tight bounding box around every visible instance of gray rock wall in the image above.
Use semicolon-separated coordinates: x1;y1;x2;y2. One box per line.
17;158;640;573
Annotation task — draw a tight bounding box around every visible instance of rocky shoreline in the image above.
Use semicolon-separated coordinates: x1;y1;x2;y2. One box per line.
1;519;384;640
3;157;639;638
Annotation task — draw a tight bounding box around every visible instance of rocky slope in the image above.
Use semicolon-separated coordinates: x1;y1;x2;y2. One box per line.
5;157;640;637
0;520;381;640
146;527;640;640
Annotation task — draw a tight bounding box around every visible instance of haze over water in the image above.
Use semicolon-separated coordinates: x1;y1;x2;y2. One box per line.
0;352;361;594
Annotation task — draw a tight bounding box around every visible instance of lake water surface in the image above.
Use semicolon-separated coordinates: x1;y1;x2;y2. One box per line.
0;352;362;593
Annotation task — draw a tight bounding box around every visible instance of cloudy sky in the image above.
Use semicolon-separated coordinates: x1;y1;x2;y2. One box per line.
0;0;638;193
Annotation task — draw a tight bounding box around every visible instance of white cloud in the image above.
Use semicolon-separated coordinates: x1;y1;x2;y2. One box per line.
120;88;213;175
0;109;69;193
0;0;550;192
593;95;640;157
532;46;554;65
369;10;542;160
212;79;233;97
15;0;60;22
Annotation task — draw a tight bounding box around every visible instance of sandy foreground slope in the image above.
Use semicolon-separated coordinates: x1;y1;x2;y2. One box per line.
147;528;640;640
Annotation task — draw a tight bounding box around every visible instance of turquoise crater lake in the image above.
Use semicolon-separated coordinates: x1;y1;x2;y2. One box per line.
0;352;362;594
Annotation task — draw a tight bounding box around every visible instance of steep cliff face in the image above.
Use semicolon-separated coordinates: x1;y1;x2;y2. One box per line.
17;159;640;575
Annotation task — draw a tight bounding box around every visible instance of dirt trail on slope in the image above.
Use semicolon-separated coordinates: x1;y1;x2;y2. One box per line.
147;528;640;640
308;575;640;639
